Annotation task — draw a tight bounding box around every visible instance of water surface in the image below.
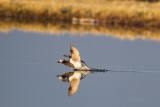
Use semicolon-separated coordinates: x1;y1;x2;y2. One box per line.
0;30;160;107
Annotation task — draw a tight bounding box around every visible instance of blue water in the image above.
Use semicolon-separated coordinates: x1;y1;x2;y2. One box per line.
0;30;160;107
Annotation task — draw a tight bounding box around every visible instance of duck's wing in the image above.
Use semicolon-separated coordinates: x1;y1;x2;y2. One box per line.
70;45;81;61
68;78;80;96
63;54;87;65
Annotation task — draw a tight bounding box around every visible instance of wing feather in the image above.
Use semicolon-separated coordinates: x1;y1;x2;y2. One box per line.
70;45;81;61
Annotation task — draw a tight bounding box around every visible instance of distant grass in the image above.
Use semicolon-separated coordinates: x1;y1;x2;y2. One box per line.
1;0;160;28
1;0;160;41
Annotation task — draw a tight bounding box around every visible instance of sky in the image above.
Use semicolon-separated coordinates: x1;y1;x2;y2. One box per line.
0;30;160;107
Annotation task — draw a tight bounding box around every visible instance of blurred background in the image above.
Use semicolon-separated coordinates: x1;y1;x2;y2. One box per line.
0;0;160;107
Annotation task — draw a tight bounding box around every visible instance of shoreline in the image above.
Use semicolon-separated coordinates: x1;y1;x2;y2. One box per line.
1;0;160;28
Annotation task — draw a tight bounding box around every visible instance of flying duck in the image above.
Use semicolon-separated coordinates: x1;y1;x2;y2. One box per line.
58;45;90;70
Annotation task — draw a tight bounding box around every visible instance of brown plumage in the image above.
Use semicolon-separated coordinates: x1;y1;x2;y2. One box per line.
70;45;81;62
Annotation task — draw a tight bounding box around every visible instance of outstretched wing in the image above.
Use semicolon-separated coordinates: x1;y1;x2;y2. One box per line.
68;78;80;96
70;45;81;61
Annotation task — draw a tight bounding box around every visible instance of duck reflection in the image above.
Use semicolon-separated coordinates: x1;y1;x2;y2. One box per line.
57;69;106;96
57;70;89;96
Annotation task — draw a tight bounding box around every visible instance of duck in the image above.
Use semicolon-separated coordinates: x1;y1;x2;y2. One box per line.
57;45;90;70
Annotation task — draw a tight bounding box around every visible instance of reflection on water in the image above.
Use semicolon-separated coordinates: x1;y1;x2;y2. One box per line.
0;19;160;41
1;26;160;107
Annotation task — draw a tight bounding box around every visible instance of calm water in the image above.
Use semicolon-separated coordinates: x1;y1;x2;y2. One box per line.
0;30;160;107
